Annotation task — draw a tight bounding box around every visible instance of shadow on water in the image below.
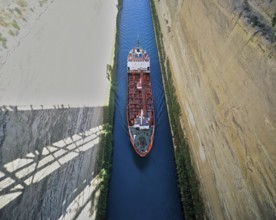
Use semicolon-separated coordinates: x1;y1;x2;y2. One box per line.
107;0;183;219
131;148;151;171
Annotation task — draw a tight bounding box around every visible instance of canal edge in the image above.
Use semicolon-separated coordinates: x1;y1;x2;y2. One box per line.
149;0;206;219
94;0;123;219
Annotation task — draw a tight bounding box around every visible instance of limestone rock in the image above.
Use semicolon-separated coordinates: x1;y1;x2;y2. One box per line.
154;0;276;218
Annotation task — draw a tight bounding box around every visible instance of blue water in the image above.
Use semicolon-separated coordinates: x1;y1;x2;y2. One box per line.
107;0;183;219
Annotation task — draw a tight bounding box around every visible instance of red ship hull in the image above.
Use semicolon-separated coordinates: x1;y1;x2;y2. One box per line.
126;46;155;157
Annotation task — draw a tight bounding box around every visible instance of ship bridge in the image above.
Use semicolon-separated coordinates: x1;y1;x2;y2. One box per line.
127;47;150;71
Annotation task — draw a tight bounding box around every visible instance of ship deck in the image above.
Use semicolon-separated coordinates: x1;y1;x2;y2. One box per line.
127;70;155;156
127;70;154;125
129;126;154;155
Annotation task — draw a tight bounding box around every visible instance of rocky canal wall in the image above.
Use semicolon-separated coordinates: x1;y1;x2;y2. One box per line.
153;0;276;219
0;106;103;219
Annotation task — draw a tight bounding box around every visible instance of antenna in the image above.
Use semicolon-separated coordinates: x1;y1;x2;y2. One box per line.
137;33;140;48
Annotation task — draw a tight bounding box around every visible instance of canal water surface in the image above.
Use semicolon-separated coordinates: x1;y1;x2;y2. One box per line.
107;0;183;219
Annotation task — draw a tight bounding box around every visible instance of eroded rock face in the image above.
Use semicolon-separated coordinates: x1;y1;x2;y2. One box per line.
153;0;276;219
0;106;103;220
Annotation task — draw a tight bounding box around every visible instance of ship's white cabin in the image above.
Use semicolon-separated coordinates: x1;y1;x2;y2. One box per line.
127;47;150;71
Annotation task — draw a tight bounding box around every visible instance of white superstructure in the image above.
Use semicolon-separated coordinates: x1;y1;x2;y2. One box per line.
127;47;150;71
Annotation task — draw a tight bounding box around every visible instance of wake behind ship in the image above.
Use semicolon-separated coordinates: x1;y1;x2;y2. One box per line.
127;43;155;157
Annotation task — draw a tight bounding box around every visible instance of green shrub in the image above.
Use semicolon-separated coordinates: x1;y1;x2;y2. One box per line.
15;7;22;16
272;13;276;27
11;20;20;30
8;30;15;36
16;0;28;7
0;33;7;48
39;0;48;7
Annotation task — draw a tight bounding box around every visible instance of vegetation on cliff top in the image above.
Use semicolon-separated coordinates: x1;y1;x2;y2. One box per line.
242;0;276;43
93;0;122;219
150;0;205;219
272;13;276;27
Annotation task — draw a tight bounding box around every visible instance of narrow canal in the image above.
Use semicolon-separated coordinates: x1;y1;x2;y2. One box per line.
107;0;183;219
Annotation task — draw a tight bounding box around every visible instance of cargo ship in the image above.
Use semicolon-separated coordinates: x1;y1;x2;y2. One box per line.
127;43;155;157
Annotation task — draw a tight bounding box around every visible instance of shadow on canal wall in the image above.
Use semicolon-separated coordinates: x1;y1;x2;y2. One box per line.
0;106;104;219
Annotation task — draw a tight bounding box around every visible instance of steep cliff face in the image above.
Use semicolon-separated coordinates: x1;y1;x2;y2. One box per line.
0;0;117;217
0;106;103;219
154;0;276;219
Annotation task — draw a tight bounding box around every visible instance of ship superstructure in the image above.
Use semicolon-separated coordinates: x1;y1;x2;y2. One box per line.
127;44;155;156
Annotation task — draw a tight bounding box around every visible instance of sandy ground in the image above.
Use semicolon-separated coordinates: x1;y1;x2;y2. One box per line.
0;0;117;106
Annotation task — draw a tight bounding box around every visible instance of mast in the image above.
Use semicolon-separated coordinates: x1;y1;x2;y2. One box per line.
137;33;140;48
